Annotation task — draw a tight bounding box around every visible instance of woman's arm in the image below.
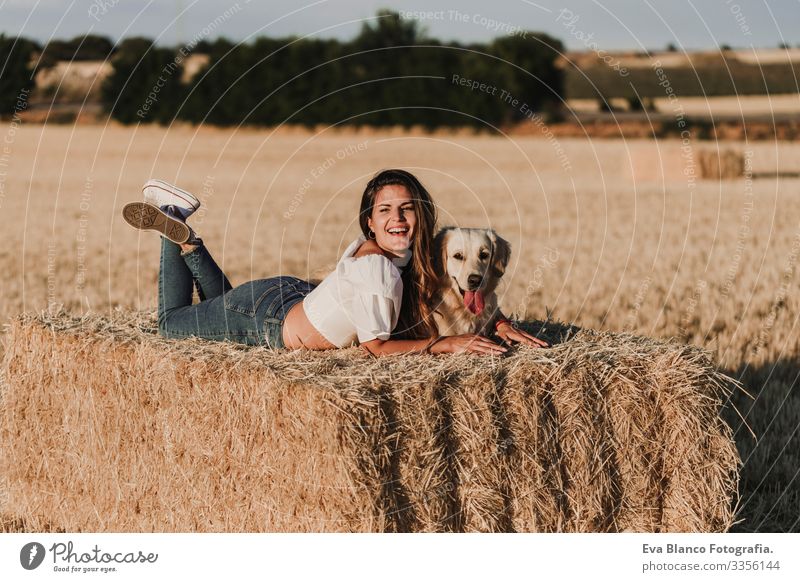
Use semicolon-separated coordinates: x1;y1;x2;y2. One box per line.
493;311;550;347
360;334;508;357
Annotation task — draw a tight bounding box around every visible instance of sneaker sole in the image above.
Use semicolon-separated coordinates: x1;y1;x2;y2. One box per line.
142;179;200;210
122;202;190;244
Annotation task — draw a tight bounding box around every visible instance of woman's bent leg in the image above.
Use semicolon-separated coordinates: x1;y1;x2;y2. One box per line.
158;238;245;340
158;237;195;333
158;239;282;347
159;292;264;345
158;235;316;347
181;244;233;300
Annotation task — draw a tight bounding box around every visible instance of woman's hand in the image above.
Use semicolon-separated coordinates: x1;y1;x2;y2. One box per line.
429;334;508;355
495;321;549;348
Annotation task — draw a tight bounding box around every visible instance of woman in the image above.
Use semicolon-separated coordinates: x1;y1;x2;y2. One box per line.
122;169;540;355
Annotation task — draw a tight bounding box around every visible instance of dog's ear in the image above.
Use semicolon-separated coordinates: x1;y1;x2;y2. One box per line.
489;230;511;277
432;228;451;276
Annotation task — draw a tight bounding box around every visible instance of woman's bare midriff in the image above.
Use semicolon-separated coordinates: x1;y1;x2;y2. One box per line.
282;300;336;350
282;241;387;350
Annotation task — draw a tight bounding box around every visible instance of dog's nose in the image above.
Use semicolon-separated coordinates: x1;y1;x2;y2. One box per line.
467;274;482;289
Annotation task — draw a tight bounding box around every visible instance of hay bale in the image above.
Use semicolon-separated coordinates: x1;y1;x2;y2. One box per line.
0;311;739;532
697;149;744;180
1;313;391;532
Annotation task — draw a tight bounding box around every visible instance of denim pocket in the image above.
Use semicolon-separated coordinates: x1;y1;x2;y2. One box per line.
223;280;280;317
263;319;284;349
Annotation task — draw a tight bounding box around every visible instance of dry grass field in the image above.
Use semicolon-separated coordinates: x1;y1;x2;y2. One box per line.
1;122;799;531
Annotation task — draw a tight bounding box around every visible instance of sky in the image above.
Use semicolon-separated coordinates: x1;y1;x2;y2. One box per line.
1;0;798;52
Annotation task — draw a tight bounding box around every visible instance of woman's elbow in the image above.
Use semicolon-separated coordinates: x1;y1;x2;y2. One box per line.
359;337;389;356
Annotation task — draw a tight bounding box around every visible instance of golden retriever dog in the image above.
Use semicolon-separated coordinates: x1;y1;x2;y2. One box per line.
431;227;511;336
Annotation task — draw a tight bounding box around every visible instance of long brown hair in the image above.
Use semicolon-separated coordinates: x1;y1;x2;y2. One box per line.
359;169;439;339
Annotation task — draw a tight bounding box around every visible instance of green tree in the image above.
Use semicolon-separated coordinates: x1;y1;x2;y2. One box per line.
101;37;187;124
0;34;37;115
40;34;114;67
488;33;564;120
353;9;426;50
182;39;264;125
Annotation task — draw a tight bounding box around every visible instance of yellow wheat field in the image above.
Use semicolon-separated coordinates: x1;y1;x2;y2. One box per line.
1;121;799;530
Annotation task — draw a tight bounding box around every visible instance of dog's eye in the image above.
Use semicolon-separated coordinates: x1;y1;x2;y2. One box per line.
479;251;489;260
453;253;464;261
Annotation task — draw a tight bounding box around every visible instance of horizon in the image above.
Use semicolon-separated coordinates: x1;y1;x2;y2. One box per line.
1;0;798;53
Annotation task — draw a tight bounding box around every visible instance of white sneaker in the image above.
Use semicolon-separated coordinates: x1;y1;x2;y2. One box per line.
142;179;200;220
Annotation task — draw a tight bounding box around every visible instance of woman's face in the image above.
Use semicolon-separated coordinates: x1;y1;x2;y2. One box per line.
367;185;416;257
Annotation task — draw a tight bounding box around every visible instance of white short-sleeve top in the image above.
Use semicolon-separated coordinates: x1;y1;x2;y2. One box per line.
302;234;412;347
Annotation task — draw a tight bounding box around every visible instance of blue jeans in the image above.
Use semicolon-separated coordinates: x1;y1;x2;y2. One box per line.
157;238;317;348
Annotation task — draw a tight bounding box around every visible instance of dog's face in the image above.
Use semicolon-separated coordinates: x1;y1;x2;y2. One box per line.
433;227;511;316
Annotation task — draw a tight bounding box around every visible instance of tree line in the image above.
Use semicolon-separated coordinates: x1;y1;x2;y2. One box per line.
566;57;800;103
1;11;565;127
9;11;793;126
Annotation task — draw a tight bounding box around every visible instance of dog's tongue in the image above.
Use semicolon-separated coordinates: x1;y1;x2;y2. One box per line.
464;290;485;315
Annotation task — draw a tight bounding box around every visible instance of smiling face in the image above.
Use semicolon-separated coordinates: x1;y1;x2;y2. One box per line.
367;184;416;256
